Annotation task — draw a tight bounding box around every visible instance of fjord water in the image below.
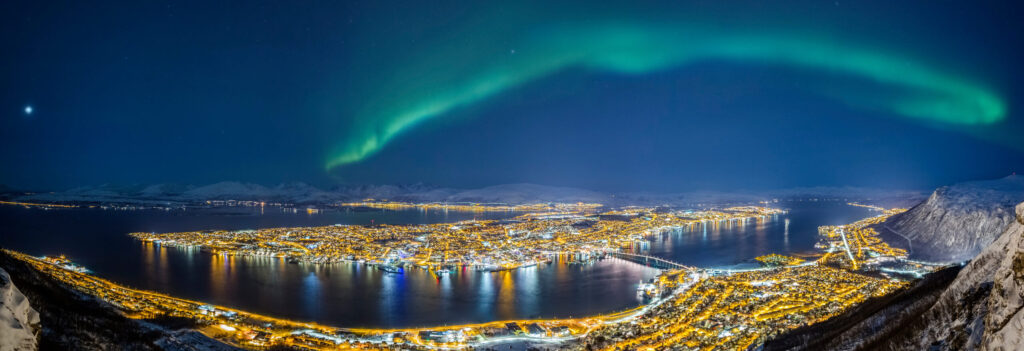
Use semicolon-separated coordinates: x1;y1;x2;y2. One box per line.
0;201;871;327
641;201;876;268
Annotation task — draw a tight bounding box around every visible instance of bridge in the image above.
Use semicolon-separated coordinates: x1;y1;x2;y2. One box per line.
608;252;692;270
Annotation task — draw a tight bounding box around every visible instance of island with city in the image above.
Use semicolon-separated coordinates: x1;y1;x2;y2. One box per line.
127;204;784;272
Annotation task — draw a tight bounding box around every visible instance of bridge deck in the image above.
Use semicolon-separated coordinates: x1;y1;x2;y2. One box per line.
609;252;692;270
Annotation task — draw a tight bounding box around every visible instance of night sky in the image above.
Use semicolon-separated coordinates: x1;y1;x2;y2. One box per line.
2;0;1023;192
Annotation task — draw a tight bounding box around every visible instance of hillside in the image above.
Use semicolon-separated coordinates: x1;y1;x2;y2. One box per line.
767;199;1024;350
0;250;239;351
0;267;39;351
879;175;1024;263
877;201;1024;350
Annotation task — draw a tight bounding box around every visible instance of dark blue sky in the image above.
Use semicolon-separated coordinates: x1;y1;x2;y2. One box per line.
2;1;1022;191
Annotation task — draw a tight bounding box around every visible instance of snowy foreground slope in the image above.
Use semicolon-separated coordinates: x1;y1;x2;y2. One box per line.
985;202;1024;349
880;175;1024;263
0;268;39;351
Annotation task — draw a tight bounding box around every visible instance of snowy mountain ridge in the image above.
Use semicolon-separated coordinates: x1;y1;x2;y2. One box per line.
9;181;926;207
879;175;1024;263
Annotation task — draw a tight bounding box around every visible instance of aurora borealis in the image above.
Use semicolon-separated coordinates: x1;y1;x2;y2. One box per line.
325;22;1006;169
2;0;1023;190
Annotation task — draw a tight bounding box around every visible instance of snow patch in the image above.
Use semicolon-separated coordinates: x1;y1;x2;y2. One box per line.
0;268;39;351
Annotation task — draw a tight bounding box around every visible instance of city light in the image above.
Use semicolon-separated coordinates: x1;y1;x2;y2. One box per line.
3;204;943;350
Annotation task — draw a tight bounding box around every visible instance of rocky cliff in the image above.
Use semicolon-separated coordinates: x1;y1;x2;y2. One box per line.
980;202;1024;349
0;267;39;351
880;175;1024;263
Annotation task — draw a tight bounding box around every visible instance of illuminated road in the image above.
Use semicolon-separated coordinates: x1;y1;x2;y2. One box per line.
838;227;857;267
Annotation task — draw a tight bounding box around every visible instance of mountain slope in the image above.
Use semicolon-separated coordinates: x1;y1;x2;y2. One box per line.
766;178;1024;350
766;201;1024;351
0;251;238;351
879;175;1024;263
980;202;1024;349
0;267;39;351
876;201;1024;350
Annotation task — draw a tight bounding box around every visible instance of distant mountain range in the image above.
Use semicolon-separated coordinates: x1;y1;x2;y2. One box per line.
1;181;926;207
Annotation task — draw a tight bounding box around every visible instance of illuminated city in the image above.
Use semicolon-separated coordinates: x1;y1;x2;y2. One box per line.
2;204;944;350
338;201;604;213
129;206;784;271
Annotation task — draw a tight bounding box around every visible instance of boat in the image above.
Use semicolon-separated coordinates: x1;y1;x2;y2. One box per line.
378;265;404;274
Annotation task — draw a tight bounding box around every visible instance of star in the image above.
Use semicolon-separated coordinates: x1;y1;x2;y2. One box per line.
24;105;33;115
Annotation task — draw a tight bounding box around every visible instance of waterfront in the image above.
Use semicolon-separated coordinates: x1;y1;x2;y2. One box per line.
0;201;872;328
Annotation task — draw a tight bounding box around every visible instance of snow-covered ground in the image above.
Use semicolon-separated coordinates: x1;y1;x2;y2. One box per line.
0;268;39;351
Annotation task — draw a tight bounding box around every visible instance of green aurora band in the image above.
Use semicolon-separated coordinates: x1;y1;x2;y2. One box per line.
326;24;1006;170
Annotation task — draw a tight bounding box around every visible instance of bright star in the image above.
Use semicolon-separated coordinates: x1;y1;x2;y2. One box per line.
24;105;33;115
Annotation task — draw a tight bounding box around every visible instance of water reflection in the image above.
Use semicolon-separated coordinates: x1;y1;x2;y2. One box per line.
477;270;494;318
640;202;872;268
175;250;661;327
497;271;515;320
516;266;538;319
302;272;321;319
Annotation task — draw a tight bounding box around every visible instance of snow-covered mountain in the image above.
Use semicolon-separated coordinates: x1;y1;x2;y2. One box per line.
15;182;608;205
440;183;608;204
20;184;155;203
877;201;1024;350
0;267;39;351
137;183;195;198
180;181;276;200
330;183;450;202
766;179;1024;351
14;180;926;207
879;175;1024;263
